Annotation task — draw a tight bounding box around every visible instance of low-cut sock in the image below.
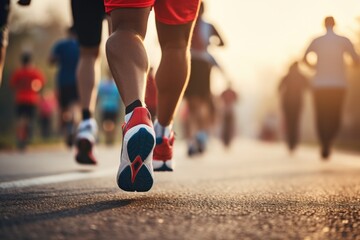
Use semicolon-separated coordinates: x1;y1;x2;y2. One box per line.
82;109;91;121
154;120;172;138
124;100;144;123
125;100;143;115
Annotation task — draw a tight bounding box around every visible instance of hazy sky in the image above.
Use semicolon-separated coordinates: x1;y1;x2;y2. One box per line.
205;0;360;90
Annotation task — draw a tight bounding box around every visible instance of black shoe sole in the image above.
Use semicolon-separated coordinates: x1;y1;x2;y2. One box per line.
75;139;97;165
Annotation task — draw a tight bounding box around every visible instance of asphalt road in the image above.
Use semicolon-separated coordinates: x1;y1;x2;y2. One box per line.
1;139;360;240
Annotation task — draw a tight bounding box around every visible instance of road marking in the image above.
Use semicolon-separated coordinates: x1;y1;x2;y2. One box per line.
0;169;115;189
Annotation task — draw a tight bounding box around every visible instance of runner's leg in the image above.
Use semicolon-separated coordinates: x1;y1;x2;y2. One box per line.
77;47;100;113
71;0;104;164
155;21;196;126
106;8;151;106
106;7;156;191
0;0;10;84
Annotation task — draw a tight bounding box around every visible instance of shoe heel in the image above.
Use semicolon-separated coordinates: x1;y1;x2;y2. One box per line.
118;165;153;192
76;139;96;164
118;127;155;192
153;160;174;172
127;128;155;162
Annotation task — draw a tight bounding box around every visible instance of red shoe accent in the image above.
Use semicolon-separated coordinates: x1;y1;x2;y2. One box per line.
131;156;143;183
153;132;175;161
123;107;153;135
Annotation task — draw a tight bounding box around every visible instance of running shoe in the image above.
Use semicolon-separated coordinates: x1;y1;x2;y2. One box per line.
75;118;98;165
117;107;155;192
196;131;208;153
187;143;199;157
153;131;175;171
321;146;331;160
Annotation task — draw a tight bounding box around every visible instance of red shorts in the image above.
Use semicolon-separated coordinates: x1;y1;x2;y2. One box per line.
104;0;200;25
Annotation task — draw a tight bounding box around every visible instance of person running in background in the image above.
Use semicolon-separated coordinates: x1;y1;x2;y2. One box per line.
38;90;57;139
97;74;121;145
145;67;157;121
49;26;80;147
105;0;200;191
220;83;239;148
71;0;107;164
10;52;45;150
259;112;279;142
303;16;360;160
183;2;225;156
0;0;10;85
278;61;309;153
0;0;31;84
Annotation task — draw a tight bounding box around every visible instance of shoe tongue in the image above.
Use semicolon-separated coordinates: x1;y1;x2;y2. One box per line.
162;128;171;139
154;120;172;138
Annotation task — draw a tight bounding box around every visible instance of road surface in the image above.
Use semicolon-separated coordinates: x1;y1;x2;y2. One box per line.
1;139;360;240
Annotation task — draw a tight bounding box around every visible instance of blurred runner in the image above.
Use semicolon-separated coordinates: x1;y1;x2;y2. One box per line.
303;16;360;160
259;112;279;142
38;90;57;139
220;83;238;148
49;26;80;147
145;67;157;121
71;0;107;164
183;2;225;156
278;61;309;152
97;74;121;145
105;0;200;191
0;0;31;84
10;52;45;150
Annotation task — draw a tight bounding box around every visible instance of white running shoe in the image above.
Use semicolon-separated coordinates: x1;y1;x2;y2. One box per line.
117;107;155;192
75;118;98;165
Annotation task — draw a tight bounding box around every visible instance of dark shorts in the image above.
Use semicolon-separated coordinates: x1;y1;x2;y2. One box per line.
102;111;118;122
16;104;36;118
0;0;10;48
58;85;79;108
71;0;105;48
185;58;212;98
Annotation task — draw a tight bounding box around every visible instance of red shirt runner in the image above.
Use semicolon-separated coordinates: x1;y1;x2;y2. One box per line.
10;67;45;105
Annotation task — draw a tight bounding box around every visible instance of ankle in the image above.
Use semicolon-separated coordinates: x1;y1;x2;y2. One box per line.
125;100;143;115
82;109;91;120
154;120;172;138
124;100;145;123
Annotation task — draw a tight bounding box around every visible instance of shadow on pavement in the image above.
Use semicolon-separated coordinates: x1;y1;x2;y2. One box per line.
0;198;133;227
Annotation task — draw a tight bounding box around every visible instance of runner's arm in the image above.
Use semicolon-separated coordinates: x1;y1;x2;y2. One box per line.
48;54;58;65
344;38;360;66
278;77;287;93
211;25;225;47
302;41;316;69
49;43;59;65
35;69;46;89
